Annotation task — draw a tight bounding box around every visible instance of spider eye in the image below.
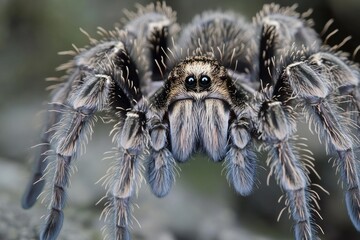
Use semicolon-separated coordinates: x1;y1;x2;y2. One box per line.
185;75;196;88
199;75;211;88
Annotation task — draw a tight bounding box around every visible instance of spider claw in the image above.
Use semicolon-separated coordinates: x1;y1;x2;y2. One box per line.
21;173;45;209
227;167;254;196
294;220;313;240
225;147;256;196
115;227;130;240
111;197;132;240
22;143;49;209
346;188;360;231
288;189;313;240
40;209;64;240
147;149;176;198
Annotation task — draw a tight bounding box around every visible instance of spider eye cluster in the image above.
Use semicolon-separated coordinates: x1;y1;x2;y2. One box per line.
184;75;211;90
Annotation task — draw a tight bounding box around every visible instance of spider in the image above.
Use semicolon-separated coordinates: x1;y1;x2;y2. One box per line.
21;2;360;240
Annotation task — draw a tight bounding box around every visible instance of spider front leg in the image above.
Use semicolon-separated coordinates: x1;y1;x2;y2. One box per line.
285;55;360;230
254;87;313;239
103;102;149;240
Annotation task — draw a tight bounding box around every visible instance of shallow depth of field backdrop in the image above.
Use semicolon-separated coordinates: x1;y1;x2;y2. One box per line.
0;0;360;240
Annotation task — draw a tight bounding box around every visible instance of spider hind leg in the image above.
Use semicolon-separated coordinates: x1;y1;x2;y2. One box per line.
257;95;314;240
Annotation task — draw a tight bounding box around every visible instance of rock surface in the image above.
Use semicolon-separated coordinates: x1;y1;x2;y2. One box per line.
0;155;273;240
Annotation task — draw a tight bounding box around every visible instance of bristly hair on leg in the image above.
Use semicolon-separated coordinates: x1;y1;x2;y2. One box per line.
224;119;257;196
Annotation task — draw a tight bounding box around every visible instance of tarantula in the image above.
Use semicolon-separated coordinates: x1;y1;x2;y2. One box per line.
22;2;360;240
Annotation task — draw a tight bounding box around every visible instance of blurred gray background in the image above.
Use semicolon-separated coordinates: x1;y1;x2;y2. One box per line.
0;0;360;239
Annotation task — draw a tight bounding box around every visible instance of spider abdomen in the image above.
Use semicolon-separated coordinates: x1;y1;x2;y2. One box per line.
168;98;230;162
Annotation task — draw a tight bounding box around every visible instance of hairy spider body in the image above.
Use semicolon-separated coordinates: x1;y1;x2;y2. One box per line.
161;57;233;161
22;2;360;240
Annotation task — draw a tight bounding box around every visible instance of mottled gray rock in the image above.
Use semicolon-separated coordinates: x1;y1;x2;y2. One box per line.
0;201;38;240
0;200;98;240
0;157;99;240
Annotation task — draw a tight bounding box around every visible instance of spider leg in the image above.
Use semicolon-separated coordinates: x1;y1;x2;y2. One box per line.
254;89;313;240
35;4;179;239
254;3;319;87
102;102;148;240
225;118;257;196
22;76;75;209
146;113;177;197
21;129;48;209
308;51;360;135
269;140;312;240
285;54;360;231
41;71;112;240
122;2;179;92
249;7;340;237
119;3;182;200
38;26;148;239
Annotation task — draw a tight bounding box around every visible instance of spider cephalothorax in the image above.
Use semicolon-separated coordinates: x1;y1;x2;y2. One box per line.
22;2;360;240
